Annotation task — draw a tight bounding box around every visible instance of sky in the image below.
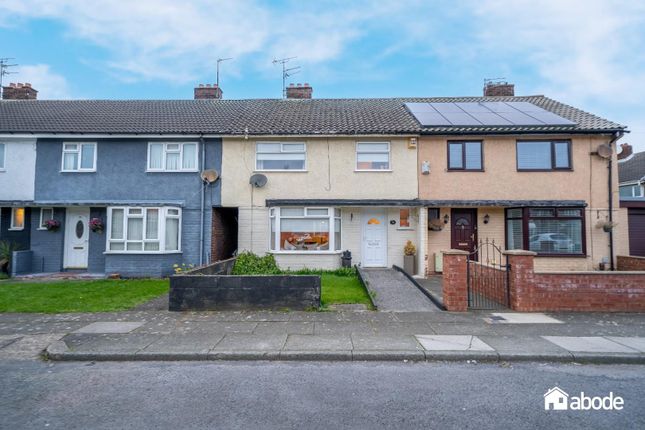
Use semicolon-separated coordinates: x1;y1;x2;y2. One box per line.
1;0;644;150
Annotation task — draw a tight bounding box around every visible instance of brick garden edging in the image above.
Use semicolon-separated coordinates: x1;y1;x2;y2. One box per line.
442;250;645;312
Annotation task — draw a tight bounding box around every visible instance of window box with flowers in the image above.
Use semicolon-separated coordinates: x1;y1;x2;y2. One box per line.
45;219;61;232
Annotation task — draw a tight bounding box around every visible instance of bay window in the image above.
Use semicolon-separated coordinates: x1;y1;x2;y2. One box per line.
148;142;198;171
506;207;585;255
270;207;341;252
107;207;181;252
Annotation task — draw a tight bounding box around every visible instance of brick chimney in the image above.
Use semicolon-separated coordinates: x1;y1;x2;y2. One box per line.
194;83;222;99
2;82;38;100
483;81;514;97
286;83;312;99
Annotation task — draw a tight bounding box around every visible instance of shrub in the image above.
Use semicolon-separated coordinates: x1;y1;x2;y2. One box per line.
0;240;20;275
232;252;281;275
404;240;416;256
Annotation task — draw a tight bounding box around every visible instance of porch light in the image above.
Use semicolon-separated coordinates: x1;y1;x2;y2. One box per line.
483;214;490;224
443;214;449;224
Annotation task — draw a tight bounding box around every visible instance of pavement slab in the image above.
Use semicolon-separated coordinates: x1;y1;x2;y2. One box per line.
284;334;353;351
542;336;641;353
415;335;495;351
64;333;160;353
606;337;645;353
174;321;258;334
212;334;288;351
253;321;314;335
141;333;225;353
350;334;423;351
74;322;145;334
485;313;563;324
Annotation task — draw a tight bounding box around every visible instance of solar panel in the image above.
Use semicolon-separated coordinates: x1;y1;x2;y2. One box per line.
405;101;576;127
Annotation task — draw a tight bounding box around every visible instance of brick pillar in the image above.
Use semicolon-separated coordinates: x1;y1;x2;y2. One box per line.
503;250;536;311
442;250;469;311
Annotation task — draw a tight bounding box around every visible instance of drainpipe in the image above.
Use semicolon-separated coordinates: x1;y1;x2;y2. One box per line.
199;135;206;266
607;131;624;271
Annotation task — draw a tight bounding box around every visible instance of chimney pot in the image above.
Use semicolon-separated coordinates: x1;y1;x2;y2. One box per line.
286;82;313;99
194;83;222;99
2;82;38;99
483;81;515;97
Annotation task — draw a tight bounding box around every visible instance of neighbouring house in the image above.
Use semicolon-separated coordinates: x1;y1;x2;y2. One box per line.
619;150;645;256
0;84;222;277
415;84;629;273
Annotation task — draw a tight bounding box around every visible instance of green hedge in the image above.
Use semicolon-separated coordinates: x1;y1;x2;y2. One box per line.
232;252;356;277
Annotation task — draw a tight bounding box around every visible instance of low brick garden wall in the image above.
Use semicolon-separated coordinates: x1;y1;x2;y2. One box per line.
443;250;645;312
169;258;321;311
617;255;645;271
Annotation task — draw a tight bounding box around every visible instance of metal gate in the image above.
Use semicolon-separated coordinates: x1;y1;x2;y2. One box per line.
467;239;509;309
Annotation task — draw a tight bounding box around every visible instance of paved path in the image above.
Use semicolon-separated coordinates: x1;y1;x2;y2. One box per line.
359;268;439;312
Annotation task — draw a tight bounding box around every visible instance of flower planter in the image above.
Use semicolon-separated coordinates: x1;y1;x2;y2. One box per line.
403;254;416;276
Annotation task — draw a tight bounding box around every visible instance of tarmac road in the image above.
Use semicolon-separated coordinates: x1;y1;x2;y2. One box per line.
1;360;644;429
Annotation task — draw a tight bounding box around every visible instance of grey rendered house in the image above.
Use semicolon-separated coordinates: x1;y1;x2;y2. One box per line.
619;151;645;256
0;100;223;277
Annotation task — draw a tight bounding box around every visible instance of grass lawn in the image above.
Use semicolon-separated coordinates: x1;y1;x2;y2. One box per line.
320;273;373;309
0;279;169;313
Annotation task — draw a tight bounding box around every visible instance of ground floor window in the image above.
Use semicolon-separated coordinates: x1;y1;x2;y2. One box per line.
399;208;411;228
10;207;25;230
270;207;341;252
505;207;585;255
107;206;181;252
39;208;54;230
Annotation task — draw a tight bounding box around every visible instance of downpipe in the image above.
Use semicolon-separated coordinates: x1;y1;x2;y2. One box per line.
607;131;624;271
199;135;206;266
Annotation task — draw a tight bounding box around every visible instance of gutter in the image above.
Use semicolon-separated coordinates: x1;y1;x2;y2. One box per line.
199;135;206;266
607;131;624;271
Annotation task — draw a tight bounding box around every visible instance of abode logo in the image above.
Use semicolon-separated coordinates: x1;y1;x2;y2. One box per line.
544;387;624;411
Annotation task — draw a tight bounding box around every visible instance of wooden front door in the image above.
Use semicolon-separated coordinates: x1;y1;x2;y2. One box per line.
451;208;477;254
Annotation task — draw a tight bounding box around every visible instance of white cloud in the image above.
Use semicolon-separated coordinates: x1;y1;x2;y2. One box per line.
9;64;71;99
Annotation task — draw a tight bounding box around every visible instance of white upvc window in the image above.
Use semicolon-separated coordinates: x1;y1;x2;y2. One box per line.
107;207;181;253
619;183;644;198
10;207;25;230
61;142;96;172
270;207;341;253
0;143;5;170
356;142;391;171
256;142;306;171
147;142;198;172
39;208;54;230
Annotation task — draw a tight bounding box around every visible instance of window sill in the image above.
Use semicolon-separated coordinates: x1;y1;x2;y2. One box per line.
146;169;200;173
397;227;414;231
516;169;573;172
354;169;392;173
60;170;96;173
254;170;308;173
103;251;183;255
533;254;587;258
446;169;485;172
8;228;25;231
269;250;342;255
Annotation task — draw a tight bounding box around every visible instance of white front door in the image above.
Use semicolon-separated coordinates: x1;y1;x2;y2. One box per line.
362;209;387;267
64;207;90;269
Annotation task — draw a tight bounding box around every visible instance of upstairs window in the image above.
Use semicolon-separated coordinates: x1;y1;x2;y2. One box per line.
255;142;306;171
148;142;198;172
448;141;482;170
62;143;96;172
356;142;390;170
516;140;571;170
0;143;5;170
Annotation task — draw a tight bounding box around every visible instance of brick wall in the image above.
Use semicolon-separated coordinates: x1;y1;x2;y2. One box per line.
507;251;645;312
617;255;645;271
442;250;469;311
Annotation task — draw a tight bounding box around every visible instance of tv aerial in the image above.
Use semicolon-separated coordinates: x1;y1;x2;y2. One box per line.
0;58;18;99
273;56;300;98
216;57;233;88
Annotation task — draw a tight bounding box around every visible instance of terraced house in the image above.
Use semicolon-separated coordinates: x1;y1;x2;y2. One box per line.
0;81;630;278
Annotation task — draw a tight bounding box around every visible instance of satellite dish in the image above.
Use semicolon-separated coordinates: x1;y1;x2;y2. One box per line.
249;173;268;188
201;169;219;183
596;144;613;159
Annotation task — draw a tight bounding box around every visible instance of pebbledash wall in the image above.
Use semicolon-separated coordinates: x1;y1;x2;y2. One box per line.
221;136;420;270
30;138;221;276
420;134;628;272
